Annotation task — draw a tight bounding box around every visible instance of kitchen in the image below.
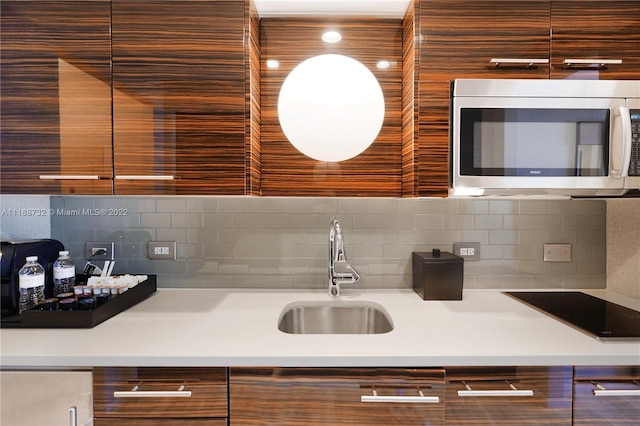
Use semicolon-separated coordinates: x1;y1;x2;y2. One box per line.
1;0;639;424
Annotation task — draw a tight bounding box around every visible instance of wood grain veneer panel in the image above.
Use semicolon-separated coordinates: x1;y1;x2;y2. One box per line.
420;0;551;80
445;366;573;425
229;367;445;425
93;367;228;419
401;1;419;197
111;0;246;195
573;365;640;425
246;0;261;195
550;0;640;80
0;0;113;194
95;419;226;426
417;0;551;197
260;18;404;197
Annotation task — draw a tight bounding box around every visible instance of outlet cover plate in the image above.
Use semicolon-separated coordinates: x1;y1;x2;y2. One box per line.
454;242;481;261
148;241;176;260
544;243;572;262
85;242;115;260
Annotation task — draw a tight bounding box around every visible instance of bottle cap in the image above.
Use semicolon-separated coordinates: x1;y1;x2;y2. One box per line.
59;251;69;256
26;256;38;261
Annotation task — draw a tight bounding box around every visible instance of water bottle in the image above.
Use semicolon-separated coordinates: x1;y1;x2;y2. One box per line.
53;250;75;294
18;256;46;313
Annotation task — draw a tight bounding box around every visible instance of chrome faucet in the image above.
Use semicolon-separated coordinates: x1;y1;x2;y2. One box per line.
328;219;360;297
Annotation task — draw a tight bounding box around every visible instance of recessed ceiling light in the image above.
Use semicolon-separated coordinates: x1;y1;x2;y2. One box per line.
266;59;280;69
376;60;391;69
322;31;342;43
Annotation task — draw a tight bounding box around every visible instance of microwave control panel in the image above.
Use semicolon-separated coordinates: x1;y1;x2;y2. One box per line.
631;109;640;177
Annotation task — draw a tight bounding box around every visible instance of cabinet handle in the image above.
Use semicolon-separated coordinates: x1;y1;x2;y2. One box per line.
361;386;440;404
115;175;175;180
457;381;534;397
68;406;77;426
39;175;104;180
563;59;622;68
113;384;192;398
592;381;640;396
490;58;549;68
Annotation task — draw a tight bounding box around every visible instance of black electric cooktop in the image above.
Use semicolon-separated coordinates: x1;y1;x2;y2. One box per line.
504;291;640;342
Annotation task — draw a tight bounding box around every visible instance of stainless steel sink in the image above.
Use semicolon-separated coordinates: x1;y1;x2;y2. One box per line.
277;301;394;334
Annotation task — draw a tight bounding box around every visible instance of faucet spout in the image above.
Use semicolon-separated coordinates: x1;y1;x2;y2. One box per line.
329;219;360;297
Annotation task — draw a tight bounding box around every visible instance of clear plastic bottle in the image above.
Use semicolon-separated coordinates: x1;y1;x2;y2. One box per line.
18;256;46;313
53;250;75;294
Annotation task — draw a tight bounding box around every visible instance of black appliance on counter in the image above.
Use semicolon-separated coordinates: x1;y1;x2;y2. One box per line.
1;239;65;320
505;291;640;342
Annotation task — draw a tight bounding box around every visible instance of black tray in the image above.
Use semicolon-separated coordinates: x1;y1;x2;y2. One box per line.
1;275;156;329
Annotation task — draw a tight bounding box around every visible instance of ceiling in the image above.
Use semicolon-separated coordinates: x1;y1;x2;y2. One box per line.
253;0;412;18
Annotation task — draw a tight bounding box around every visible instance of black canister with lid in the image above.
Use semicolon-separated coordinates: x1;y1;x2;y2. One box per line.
412;250;464;300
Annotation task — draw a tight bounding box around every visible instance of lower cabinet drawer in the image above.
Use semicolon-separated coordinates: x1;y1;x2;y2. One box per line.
93;367;227;419
94;419;227;426
444;366;573;425
573;366;640;425
230;367;445;425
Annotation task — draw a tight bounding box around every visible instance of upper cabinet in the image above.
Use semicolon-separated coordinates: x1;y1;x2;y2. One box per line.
111;0;247;195
0;0;113;194
416;0;551;196
420;0;551;80
258;18;404;197
1;1;638;197
415;0;640;197
550;0;640;80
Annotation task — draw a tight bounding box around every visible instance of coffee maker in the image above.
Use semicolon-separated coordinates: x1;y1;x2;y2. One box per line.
1;239;64;320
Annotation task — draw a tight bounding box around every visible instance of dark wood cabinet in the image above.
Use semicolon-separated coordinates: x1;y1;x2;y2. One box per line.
419;0;552;81
550;1;640;80
415;0;640;197
444;366;573;425
417;0;551;197
573;365;640;425
92;365;638;425
111;0;247;195
229;367;445;425
258;18;404;197
0;0;113;195
93;367;228;425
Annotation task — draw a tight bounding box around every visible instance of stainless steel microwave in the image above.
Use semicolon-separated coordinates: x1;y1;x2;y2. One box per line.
450;79;640;197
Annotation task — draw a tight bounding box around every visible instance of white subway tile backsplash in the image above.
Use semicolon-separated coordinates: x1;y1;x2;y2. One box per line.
140;213;171;228
157;198;186;213
34;195;609;291
170;213;202;228
367;198;398;214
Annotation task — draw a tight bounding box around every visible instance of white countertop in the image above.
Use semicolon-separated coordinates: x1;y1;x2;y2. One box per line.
1;288;639;368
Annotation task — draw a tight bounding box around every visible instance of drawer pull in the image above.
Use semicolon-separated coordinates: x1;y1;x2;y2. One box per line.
115;175;175;180
592;381;640;396
563;58;622;68
39;175;103;180
458;381;534;397
114;384;192;398
361;386;440;404
490;58;549;68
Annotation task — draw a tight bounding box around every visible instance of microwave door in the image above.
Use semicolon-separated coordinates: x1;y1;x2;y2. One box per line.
624;98;640;190
451;96;627;196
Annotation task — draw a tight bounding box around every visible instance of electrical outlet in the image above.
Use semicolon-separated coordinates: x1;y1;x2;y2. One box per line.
148;241;176;260
85;242;115;260
454;242;481;261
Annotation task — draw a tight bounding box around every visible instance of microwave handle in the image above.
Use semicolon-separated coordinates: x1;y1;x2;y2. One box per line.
610;106;631;179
